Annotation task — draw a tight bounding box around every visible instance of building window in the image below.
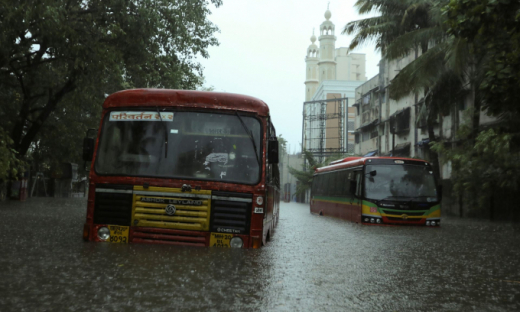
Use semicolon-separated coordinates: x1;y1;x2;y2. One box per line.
394;107;411;133
362;132;370;142
370;131;378;139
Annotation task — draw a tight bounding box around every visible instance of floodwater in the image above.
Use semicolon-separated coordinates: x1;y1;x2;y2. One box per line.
0;198;519;312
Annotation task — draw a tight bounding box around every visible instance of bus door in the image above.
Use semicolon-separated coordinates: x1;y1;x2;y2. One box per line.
351;170;363;223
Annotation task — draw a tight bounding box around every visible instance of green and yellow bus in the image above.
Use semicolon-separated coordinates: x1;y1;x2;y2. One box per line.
311;156;441;226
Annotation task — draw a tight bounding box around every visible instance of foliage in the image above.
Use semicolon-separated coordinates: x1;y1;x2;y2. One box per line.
288;150;347;196
345;0;520;218
0;0;222;172
343;0;462;180
343;0;433;55
444;0;520;121
0;127;24;181
431;115;520;209
197;79;216;91
277;134;287;158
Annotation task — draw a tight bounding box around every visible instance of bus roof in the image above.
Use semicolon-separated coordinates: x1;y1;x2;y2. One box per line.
315;156;431;174
103;89;270;117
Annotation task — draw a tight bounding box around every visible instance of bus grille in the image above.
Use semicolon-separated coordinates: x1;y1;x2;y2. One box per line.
133;195;210;231
210;192;252;235
94;188;133;226
132;228;207;246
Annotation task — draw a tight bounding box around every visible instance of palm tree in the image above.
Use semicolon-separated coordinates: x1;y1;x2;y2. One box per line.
343;0;477;179
344;0;433;56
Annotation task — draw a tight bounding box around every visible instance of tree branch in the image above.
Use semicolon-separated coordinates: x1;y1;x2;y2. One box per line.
17;79;77;156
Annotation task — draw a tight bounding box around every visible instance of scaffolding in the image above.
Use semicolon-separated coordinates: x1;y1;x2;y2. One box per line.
302;97;350;162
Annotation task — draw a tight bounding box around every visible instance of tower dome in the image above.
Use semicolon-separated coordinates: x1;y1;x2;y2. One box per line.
320;5;335;36
305;29;319;101
324;9;331;20
318;5;337;82
307;30;318;58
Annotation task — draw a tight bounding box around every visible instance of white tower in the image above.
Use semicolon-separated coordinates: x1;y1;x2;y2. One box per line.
305;30;319;101
318;6;336;82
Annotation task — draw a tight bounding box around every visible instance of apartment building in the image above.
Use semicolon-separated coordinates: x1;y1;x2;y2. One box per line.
354;53;498;179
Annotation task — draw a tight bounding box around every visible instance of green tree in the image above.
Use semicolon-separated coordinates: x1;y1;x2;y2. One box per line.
345;0;520;219
444;0;520;126
0;127;24;182
0;0;222;167
431;112;520;218
344;0;473;180
288;150;346;196
277;134;287;158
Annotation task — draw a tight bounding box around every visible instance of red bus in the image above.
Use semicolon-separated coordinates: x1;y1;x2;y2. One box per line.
82;89;280;248
311;156;442;226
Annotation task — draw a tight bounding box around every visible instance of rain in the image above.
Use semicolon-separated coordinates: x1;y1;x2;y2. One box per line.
1;199;519;311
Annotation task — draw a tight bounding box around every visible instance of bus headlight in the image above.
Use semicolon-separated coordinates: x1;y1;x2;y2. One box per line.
256;196;264;206
431;221;436;226
230;237;243;248
97;227;110;241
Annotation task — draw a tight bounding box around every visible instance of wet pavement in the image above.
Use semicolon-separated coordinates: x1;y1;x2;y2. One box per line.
0;198;519;312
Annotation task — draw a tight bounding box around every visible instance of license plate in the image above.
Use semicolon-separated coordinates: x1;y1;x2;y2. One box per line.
210;233;233;247
108;225;129;243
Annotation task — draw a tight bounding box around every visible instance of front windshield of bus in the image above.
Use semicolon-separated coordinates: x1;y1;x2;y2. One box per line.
95;111;262;184
364;164;438;202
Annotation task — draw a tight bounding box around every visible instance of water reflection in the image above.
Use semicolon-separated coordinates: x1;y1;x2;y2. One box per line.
0;199;519;311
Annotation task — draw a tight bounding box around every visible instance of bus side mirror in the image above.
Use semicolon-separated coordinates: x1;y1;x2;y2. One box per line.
268;138;279;164
83;137;94;162
437;185;443;201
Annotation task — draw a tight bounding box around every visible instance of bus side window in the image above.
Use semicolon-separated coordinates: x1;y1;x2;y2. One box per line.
345;170;353;196
337;171;345;196
311;177;317;195
325;174;334;196
323;174;329;196
339;170;349;196
331;172;338;196
355;171;363;197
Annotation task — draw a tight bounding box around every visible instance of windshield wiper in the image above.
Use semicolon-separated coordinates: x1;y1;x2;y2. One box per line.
235;111;260;166
381;195;437;201
156;106;169;158
381;195;411;201
409;195;438;201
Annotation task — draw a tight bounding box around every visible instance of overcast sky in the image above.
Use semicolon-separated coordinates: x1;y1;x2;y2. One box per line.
198;0;380;153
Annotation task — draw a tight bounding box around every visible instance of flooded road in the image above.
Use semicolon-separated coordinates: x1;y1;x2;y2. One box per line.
1;198;519;311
